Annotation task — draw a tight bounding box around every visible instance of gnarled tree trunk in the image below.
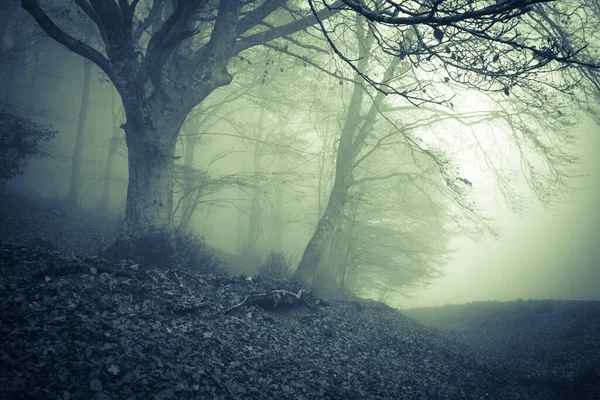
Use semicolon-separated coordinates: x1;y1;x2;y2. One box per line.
119;111;184;236
21;0;341;249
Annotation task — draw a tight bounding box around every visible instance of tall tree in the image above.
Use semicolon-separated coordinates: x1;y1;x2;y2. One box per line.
1;0;46;105
294;20;402;284
290;1;598;286
21;0;342;243
64;59;92;207
21;0;590;244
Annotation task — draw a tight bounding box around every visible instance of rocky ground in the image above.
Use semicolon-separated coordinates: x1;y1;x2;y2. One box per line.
0;193;598;399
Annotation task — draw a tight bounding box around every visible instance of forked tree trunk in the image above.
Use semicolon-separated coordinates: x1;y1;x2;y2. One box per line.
104;69;213;242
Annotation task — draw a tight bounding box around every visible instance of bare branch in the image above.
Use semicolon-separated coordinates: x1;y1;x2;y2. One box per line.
21;0;116;82
234;0;344;54
341;0;553;26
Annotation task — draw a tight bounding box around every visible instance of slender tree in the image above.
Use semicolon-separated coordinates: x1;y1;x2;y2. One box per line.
64;59;92;207
291;1;598;286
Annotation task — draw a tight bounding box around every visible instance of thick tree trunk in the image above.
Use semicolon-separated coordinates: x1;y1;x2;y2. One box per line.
123;139;175;232
121;126;177;236
65;59;92;207
115;92;195;239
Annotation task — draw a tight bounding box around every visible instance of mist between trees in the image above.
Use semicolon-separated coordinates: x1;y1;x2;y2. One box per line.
1;0;600;301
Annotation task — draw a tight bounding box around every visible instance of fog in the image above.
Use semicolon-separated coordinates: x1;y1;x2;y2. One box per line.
2;4;599;308
401;117;600;308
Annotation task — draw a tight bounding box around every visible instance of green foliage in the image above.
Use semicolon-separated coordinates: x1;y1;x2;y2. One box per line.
257;250;292;280
115;228;221;274
0;103;56;185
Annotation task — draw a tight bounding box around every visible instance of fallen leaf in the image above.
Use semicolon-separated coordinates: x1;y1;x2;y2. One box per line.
107;364;120;375
90;377;103;392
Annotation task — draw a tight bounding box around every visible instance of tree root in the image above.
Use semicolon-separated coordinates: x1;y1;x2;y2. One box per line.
225;289;312;313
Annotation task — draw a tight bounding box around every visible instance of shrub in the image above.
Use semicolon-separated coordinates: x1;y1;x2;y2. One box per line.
113;228;221;274
0;103;56;185
257;250;292;280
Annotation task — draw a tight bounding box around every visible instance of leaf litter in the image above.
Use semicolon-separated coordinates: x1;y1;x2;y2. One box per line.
1;242;539;400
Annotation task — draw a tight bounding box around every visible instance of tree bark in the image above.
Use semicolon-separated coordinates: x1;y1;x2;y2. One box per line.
119;106;185;236
64;59;92;207
293;177;351;286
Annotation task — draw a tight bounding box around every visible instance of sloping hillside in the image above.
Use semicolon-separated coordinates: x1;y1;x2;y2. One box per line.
0;193;119;256
1;244;530;400
404;300;600;399
1;193;599;399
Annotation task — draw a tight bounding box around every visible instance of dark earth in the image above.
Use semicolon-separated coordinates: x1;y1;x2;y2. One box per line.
1;193;598;399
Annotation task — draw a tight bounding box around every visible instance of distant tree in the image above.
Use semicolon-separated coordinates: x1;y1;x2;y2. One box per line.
64;59;92;207
0;1;21;63
0;0;46;105
0;103;56;187
97;88;125;210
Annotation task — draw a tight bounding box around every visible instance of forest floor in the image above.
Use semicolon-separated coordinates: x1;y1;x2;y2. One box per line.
0;192;599;400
